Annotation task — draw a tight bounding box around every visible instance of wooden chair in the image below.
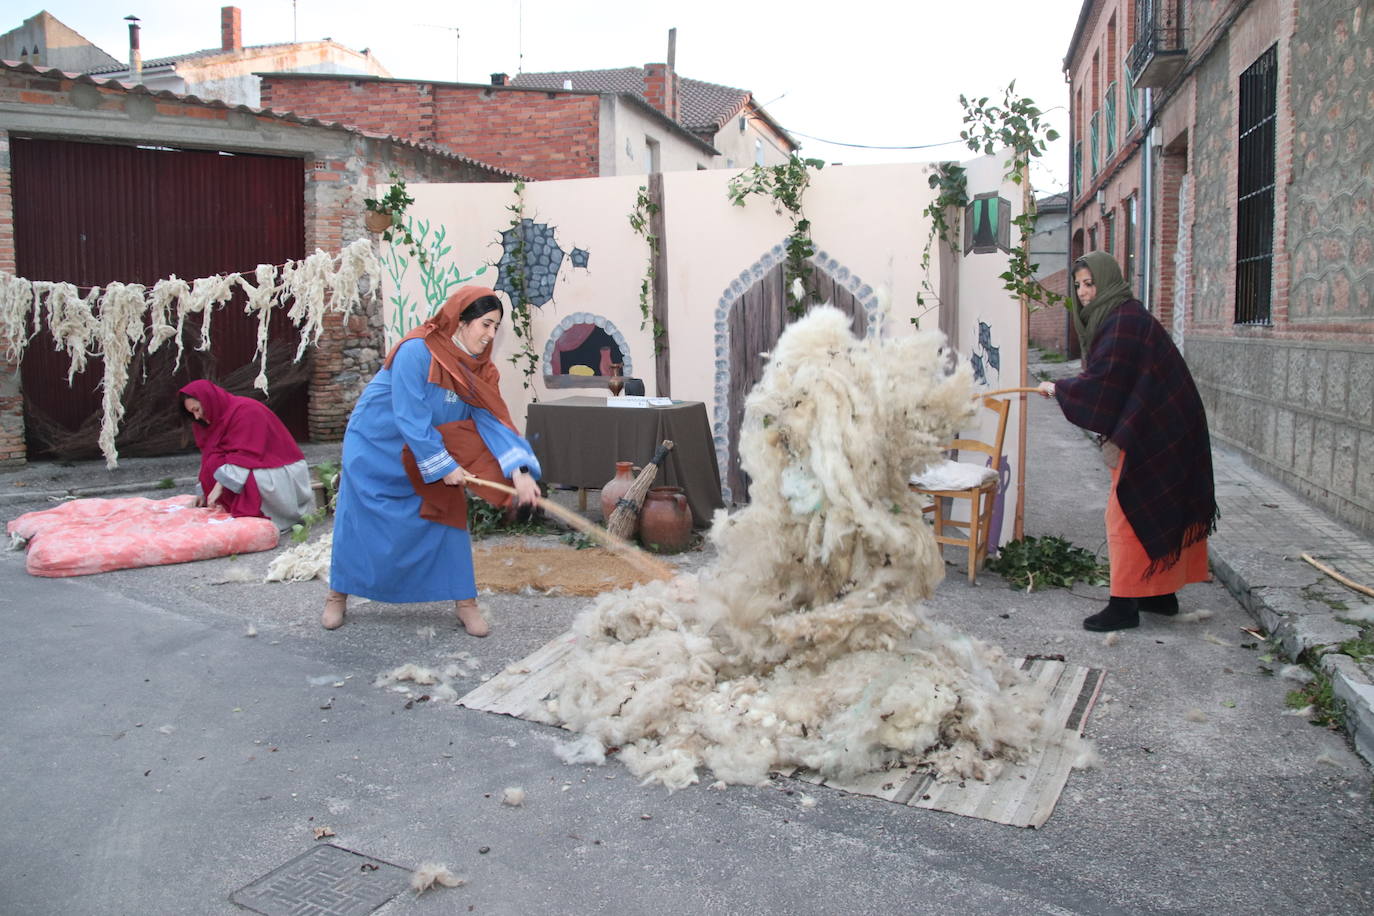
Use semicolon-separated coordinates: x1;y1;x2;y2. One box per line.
908;396;1011;583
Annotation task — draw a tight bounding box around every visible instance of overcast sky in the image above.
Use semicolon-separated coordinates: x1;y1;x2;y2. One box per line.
31;0;1081;193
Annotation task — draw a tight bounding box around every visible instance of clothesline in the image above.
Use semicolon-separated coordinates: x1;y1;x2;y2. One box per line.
0;238;383;469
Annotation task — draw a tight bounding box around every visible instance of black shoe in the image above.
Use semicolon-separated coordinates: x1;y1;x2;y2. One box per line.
1083;596;1139;631
1138;593;1179;616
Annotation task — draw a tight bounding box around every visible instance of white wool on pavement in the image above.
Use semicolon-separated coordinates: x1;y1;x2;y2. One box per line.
549;307;1056;790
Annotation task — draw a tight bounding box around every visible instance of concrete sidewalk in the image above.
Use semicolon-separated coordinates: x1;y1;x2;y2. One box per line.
1034;353;1374;767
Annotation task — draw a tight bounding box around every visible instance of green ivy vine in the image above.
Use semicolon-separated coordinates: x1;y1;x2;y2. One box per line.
503;178;540;395
958;82;1064;312
364;171;428;268
914;161;968;325
628;185;665;351
727;154;826;317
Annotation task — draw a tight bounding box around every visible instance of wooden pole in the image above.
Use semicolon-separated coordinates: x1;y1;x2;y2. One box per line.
649;172;670;398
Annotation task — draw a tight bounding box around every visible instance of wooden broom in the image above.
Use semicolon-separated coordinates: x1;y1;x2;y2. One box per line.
606;440;675;540
460;473;675;580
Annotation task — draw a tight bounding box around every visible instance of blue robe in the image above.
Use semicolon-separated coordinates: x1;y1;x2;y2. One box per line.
329;338;541;603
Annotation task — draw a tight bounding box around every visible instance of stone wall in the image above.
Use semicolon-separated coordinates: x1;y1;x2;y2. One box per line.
1187;44;1233;327
1190;336;1374;532
1287;0;1374;323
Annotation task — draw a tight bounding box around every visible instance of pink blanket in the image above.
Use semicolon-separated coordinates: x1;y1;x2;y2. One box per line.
8;495;280;577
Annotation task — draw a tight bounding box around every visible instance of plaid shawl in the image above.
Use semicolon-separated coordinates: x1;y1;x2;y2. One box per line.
1055;300;1219;576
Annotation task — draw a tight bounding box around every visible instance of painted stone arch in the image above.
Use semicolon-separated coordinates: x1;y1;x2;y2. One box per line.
710;244;883;503
542;312;634;389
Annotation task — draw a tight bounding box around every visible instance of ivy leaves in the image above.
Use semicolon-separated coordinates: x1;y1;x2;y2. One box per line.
985;535;1109;591
727;155;826;317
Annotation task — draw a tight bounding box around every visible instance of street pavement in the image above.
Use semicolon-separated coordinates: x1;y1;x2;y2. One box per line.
0;378;1371;915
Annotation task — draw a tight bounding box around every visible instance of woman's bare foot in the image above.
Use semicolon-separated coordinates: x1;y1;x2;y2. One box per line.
455;599;489;637
321;590;348;630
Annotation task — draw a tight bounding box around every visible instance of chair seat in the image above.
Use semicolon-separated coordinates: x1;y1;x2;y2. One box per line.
909;460;998;491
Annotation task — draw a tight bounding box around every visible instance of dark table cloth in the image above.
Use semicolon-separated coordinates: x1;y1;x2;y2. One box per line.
525;396;724;527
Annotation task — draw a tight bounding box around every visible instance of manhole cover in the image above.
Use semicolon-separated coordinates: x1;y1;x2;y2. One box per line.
231;843;411;916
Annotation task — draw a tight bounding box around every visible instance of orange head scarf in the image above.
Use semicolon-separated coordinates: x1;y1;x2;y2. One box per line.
383;286;517;432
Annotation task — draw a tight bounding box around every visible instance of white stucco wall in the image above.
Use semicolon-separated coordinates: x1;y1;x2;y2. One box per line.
383;156;1030;540
598;97;714;176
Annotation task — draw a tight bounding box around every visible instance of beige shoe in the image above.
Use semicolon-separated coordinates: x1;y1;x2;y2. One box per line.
455;600;489;637
321;590;348;630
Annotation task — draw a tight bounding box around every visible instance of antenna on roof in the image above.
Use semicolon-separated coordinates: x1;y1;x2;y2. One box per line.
420;23;461;81
517;0;524;74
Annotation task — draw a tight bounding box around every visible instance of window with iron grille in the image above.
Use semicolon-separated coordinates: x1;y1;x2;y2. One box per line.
1235;44;1277;324
1104;83;1118;157
1088;226;1098;252
1104;211;1116;259
1090;111;1100;174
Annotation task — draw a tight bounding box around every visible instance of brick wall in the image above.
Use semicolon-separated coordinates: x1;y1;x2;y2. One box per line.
263;77;602;181
1027;268;1070;354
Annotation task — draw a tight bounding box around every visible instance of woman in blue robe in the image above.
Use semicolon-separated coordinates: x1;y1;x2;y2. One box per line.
323;287;541;635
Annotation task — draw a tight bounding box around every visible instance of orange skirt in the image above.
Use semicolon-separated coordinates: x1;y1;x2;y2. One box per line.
1107;452;1209;597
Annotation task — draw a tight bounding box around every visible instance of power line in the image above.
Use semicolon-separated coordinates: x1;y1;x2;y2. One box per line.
775;125;966;151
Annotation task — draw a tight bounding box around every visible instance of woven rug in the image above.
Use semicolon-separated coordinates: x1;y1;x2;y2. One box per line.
474;543;671;596
458;633;1104;828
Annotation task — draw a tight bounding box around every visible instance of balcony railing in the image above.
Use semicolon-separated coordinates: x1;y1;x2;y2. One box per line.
1128;0;1187;88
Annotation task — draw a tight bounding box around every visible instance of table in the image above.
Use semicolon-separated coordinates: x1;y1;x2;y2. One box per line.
525;396;724;527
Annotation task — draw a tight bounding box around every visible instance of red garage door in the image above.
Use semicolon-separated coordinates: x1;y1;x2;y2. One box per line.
11;137;307;458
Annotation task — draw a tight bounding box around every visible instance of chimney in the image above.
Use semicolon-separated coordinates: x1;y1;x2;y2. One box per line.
221;6;242;51
642;28;680;121
125;15;142;82
490;72;507;86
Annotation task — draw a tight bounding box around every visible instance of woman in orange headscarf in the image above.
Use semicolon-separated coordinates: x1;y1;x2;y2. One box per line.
323;287;541;635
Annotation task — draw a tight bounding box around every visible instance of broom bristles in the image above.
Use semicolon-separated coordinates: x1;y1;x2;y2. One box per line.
607;440;674;540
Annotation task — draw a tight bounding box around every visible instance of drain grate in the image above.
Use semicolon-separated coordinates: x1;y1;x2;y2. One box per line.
231;843;411;916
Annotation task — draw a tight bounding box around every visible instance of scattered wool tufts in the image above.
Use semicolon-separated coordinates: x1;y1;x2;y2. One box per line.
1185;708;1208;723
1070;737;1101;770
375;664;441;687
553;734;607;766
1279;665;1315;684
157;725;176;735
1283;705;1314;718
1176;609;1214;624
417;626;437;640
245;624;258;638
430;683;459;703
265;533;332;582
799;795;817;808
549;308;1061;790
501;787;526;806
1314;751;1342;768
410;863;464;895
1103;631;1121;647
1202;632;1233;647
9;532;27;551
214;565;259;584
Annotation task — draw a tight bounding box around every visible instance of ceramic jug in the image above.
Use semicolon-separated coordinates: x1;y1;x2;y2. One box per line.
600;460;636;525
639;486;692;553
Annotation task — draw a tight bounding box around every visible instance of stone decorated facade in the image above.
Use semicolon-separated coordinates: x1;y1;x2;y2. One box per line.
1066;0;1374;533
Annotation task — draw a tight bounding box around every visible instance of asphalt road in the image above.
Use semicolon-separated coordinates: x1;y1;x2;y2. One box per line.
1;392;1371;915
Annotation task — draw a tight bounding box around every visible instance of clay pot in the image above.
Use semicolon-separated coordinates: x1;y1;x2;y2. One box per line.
600;460;636;525
364;209;394;233
606;362;625;397
639;486;692;554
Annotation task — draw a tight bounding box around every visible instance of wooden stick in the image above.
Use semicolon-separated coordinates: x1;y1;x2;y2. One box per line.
462;474;676;580
977;386;1044;398
1300;552;1374;599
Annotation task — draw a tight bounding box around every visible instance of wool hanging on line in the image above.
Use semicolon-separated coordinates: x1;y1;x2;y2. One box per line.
547;306;1070;790
0;238;381;468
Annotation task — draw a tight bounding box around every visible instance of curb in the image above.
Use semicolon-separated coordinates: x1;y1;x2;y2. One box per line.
1210;545;1374;768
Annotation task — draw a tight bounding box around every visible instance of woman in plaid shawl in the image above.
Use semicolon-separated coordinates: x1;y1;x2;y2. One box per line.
1037;251;1218;631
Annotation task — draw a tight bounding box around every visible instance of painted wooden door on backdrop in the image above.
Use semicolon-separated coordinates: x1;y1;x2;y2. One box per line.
726;262;865;503
11;138;307;459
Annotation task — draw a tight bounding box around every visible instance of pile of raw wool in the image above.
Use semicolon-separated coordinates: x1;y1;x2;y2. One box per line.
550;306;1054;790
